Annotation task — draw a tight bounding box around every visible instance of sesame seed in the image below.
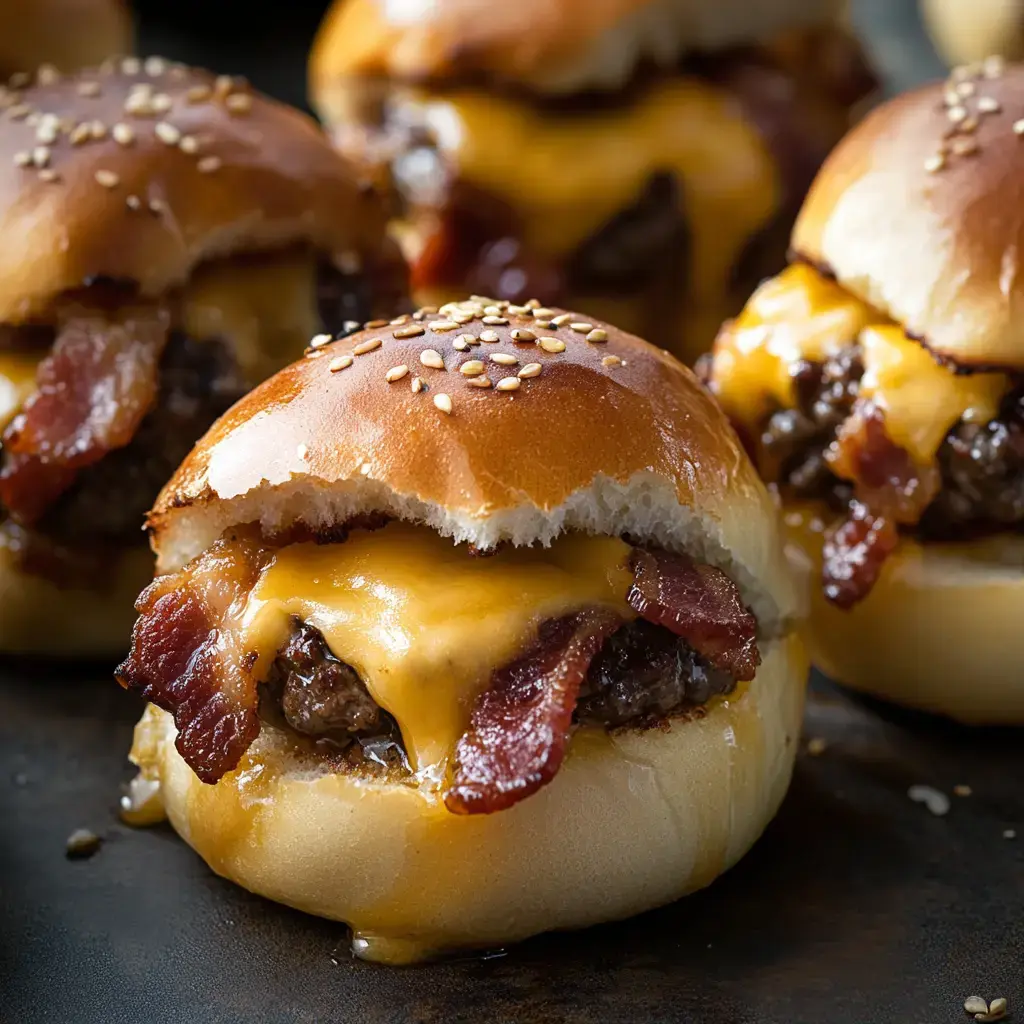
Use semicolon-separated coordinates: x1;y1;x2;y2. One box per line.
510;328;536;343
550;313;572;327
1015;119;1024;135
531;308;555;319
951;136;978;156
983;55;1005;78
453;338;469;351
534;320;552;329
215;75;234;96
391;314;411;325
420;349;445;369
36;64;60;86
538;337;566;353
151;93;173;114
479;330;499;343
112;122;134;145
94;169;119;188
148;198;165;214
364;319;389;329
7;104;30;120
411;376;424;393
978;96;1001;113
806;737;827;756
428;320;459;331
329;356;353;372
525;299;541;309
960;115;979;133
988;997;1009;1019
144;56;167;77
948;105;967;123
483;305;503;316
197;156;222;174
490;353;517;366
35;117;58;144
965;998;989;1016
310;333;332;349
957;80;976;97
354;337;382;355
12;151;29;167
186;85;211;104
385;364;409;382
518;363;542;378
507;304;529;316
496;376;521;392
459;360;486;376
37;168;57;183
77;80;101;98
482;315;508;326
1005;829;1017;839
586;329;608;343
8;72;29;89
924;154;945;173
570;322;593;333
433;393;453;414
455;334;478;346
394;324;427;342
907;784;950;816
225;93;253;114
466;375;492;388
126;194;142;210
155;121;181;145
602;355;622;367
452;312;475;324
31;146;49;167
296;443;308;459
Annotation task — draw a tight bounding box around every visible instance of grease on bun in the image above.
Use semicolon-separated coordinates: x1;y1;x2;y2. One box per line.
120;298;806;961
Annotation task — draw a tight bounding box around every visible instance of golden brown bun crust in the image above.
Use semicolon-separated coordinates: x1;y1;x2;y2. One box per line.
132;636;806;963
0;541;152;656
146;301;799;630
310;0;840;91
0;59;394;324
784;508;1024;724
0;0;132;79
792;61;1024;370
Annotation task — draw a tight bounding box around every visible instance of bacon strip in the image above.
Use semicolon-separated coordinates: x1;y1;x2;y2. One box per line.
115;529;269;784
627;548;761;680
444;609;624;815
823;401;939;607
0;302;169;523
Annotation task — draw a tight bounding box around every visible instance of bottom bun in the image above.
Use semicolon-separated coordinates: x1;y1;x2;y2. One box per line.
0;537;154;657
784;507;1024;725
130;636;806;963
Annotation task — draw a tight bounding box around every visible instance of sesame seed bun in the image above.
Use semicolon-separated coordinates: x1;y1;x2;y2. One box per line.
131;632;807;963
310;0;843;96
147;300;801;634
784;509;1024;724
0;0;132;80
0;58;395;325
791;60;1024;370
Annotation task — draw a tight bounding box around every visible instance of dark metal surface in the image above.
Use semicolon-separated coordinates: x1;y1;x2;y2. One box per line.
2;670;1022;1024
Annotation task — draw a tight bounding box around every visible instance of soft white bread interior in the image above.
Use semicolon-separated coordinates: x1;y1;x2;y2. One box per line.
131;635;806;963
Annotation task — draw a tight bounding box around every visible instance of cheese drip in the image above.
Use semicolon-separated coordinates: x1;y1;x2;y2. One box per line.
182;250;322;386
711;264;1009;467
401;78;778;302
239;524;635;776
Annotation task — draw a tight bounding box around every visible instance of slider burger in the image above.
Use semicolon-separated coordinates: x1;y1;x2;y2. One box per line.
308;0;877;363
0;0;132;79
117;297;806;963
705;57;1024;723
0;57;403;655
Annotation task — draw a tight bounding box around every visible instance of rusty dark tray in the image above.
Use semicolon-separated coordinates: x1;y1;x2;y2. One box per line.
2;668;1022;1024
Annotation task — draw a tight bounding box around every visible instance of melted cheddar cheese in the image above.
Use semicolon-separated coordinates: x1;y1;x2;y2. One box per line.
710;264;1010;467
238;524;635;777
182;250;322;385
0;351;40;430
402;78;778;303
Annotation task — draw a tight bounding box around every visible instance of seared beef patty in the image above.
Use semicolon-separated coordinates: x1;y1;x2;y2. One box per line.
759;347;1024;538
264;616;737;759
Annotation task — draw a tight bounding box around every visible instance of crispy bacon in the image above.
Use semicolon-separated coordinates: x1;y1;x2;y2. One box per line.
0;303;169;523
627;548;761;681
115;529;269;784
823;401;939;607
444;609;624;816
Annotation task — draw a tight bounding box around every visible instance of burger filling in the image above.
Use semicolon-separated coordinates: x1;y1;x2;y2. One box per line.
706;262;1022;608
116;521;762;815
345;25;874;354
0;249;393;584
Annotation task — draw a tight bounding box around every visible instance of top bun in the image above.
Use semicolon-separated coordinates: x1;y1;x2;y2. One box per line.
0;0;132;79
148;299;799;635
792;58;1024;369
310;0;842;94
0;57;394;324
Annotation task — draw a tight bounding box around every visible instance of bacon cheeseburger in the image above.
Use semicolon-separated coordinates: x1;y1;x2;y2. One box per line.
118;297;806;963
705;57;1024;724
308;0;876;363
0;58;402;655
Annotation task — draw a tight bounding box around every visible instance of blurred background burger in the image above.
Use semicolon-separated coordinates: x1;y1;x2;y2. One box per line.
309;0;878;363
